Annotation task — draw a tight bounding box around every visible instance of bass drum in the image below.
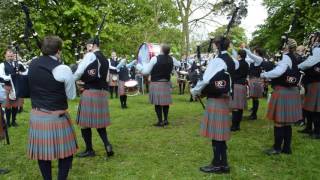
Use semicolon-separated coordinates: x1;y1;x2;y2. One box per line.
137;43;161;65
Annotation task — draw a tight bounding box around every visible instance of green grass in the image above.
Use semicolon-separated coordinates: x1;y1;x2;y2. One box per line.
1;86;320;180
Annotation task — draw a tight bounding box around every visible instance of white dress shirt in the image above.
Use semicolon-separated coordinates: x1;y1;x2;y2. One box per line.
191;51;238;96
243;48;263;66
260;54;292;79
49;56;76;100
298;47;320;70
136;55;181;75
73;52;98;81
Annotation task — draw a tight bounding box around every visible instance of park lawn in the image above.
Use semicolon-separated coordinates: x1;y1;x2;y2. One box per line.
1;87;320;180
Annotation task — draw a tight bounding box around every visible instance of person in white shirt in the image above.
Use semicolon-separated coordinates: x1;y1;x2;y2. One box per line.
261;38;302;155
27;36;77;180
136;44;180;127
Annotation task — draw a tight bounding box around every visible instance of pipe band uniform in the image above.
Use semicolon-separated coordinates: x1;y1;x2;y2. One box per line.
27;36;77;180
73;38;114;159
298;32;320;139
136;44;181;127
261;38;302;155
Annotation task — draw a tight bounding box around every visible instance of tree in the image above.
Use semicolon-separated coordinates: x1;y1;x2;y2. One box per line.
0;0;182;64
250;0;320;52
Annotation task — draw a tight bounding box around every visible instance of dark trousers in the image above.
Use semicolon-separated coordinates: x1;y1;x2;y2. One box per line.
5;107;18;126
109;86;118;98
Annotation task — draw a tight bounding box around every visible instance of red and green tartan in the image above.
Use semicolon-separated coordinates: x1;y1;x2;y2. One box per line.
267;86;302;125
200;97;231;141
149;81;172;105
304;82;320;112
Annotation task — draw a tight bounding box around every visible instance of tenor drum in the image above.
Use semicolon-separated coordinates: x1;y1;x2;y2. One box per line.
124;80;139;96
137;43;161;65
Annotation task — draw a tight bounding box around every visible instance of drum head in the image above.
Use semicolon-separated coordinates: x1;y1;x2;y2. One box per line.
125;80;138;88
137;43;161;65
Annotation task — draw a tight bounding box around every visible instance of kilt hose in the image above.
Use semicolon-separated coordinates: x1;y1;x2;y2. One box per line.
149;81;172;106
28;109;78;160
77;89;111;128
4;85;19;108
248;77;264;98
118;80;126;96
230;84;247;110
304;82;320;112
267;86;302;125
109;73;119;87
200;97;231;141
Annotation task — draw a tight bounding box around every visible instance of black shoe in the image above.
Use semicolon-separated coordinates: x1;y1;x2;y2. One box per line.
249;115;257;120
0;168;10;174
264;148;281;155
76;150;95;158
282;149;292;154
231;126;240;132
220;165;231;173
104;144;114;157
124;105;128;109
199;164;222;174
153;122;164;127
6;123;11;128
298;128;313;134
164;120;169;126
11;122;18;127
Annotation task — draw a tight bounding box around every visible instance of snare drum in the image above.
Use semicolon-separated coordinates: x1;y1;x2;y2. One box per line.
124;80;139;96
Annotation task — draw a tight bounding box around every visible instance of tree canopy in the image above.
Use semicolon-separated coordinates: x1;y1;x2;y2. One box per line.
250;0;320;52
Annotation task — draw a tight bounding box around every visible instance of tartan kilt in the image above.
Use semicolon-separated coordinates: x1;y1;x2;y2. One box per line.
28;110;78;160
149;81;172;105
248;77;264;98
267;86;302;125
4;85;19;108
118;80;126;96
304;82;320;112
109;73;119;87
77;89;110;128
230;84;247;110
200;97;231;141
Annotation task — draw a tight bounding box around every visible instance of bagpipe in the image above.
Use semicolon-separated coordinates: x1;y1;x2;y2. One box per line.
194;1;247;109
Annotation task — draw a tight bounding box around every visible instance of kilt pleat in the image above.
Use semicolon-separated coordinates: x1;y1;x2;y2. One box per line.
267;86;302;124
304;82;320;112
28;110;78;160
77;89;110;128
230;84;247;109
118;80;126;96
248;78;264;98
109;74;119;87
200;97;231;141
149;82;172;105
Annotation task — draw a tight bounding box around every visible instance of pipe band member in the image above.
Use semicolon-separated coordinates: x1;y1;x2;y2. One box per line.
230;48;249;131
298;33;320;139
116;59;136;109
261;38;302;155
244;47;265;120
28;36;78;180
137;44;181;127
0;48;27;127
74;38;114;159
191;36;239;174
108;51;120;99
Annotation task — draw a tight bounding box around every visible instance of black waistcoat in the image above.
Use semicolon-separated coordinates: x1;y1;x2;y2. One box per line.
150;55;173;82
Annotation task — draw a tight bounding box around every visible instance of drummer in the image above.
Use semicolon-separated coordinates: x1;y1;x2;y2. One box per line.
116;58;136;109
177;55;189;95
108;51;120;99
136;44;181;127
